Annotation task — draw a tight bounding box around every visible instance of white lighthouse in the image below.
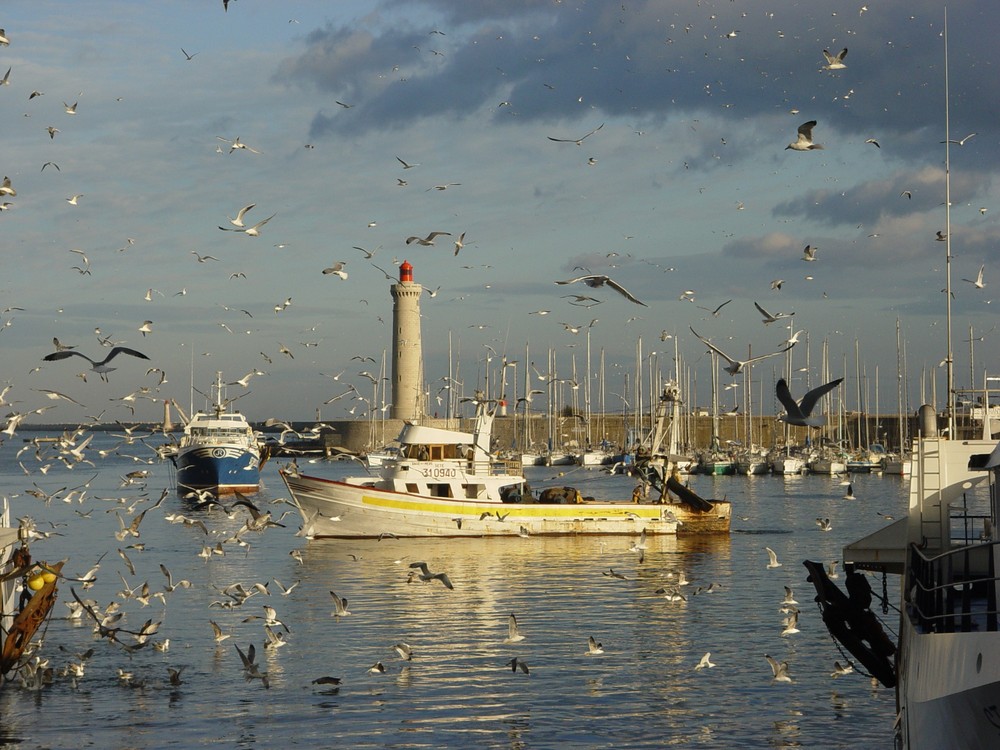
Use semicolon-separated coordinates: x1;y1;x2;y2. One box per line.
391;260;423;420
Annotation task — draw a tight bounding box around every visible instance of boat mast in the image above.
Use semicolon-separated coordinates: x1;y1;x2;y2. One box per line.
943;7;956;437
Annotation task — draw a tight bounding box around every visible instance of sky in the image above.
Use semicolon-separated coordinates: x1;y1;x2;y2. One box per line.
1;0;999;429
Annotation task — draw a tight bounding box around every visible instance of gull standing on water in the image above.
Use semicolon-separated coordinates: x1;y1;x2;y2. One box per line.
775;377;843;427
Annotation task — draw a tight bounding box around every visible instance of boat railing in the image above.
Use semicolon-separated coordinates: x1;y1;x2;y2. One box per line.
907;540;1000;633
488;458;523;476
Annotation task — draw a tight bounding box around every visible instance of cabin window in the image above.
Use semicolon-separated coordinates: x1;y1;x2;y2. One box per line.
406;483;420;494
429;445;444;461
465;484;485;499
428;483;453;498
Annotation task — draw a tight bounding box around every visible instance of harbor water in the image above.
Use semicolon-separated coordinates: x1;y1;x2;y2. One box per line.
1;433;901;748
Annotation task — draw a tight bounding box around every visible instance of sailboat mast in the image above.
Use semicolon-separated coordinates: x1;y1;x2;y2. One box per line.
943;7;956;437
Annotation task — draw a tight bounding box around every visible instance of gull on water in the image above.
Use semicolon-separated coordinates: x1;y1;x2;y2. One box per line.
43;346;149;382
234;643;269;688
393;642;413;661
586;636;604;655
329;590;351;617
508;657;530;674
775;377;843;427
786;120;823;151
781;611;800;636
555;274;646;306
690;327;794;376
695;652;715;670
765;654;793;683
831;661;855;678
822;48;847;70
504;613;526;643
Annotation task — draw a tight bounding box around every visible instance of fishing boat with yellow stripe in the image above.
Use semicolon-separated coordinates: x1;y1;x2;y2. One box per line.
281;400;730;539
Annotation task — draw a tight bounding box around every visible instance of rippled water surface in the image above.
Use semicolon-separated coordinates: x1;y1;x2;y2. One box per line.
1;435;903;748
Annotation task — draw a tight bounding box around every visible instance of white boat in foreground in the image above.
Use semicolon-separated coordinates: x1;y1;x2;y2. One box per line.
812;404;1000;749
282;401;730;539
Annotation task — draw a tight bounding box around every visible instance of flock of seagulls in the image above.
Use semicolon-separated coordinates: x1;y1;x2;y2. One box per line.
0;10;924;737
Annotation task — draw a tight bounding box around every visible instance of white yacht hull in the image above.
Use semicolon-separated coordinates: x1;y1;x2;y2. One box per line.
899;624;1000;749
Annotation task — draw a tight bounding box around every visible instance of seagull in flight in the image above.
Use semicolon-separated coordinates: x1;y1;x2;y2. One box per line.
405;231;451;246
802;245;818;261
821;48;847;70
962;264;986;289
555;275;646;306
217;136;260;154
227;203;256;227
697;299;732;317
765;547;782;569
753;302;794;325
43;346;149;382
690;327;793;376
786;120;823;151
219;213;275;237
941;133;977;146
776;377;843;427
547;122;604;145
408;561;454;589
396;156;419;169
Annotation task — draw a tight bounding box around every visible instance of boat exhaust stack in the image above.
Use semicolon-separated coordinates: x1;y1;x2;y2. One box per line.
918;404;938;438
